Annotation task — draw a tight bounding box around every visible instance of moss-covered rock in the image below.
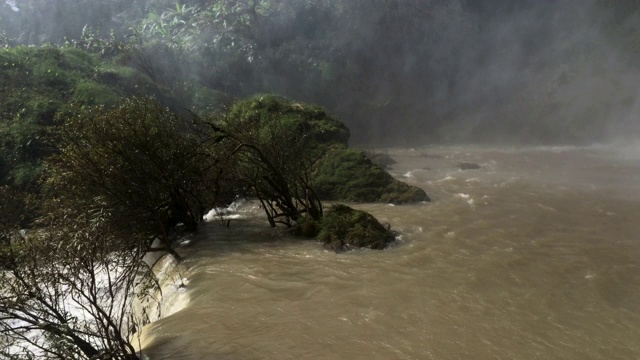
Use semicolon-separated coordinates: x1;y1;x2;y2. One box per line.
317;204;396;252
225;95;351;147
223;95;429;205
312;148;429;204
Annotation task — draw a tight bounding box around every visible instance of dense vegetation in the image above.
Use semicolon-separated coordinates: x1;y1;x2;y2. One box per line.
0;28;415;359
4;0;640;145
3;0;640;358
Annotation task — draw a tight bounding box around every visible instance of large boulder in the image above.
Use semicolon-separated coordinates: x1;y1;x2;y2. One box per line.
317;204;396;252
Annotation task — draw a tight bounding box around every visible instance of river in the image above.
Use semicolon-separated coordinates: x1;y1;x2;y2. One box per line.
139;145;640;360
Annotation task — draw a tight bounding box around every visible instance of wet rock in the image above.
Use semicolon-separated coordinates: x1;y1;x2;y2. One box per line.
317;204;396;252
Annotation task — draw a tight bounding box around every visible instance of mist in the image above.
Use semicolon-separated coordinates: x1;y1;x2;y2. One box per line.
430;0;640;145
2;0;640;146
317;0;640;145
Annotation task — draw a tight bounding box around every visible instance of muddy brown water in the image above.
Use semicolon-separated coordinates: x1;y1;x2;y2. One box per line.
140;145;640;360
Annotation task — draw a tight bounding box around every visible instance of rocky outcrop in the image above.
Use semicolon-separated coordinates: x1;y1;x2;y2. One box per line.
316;204;396;252
312;148;430;204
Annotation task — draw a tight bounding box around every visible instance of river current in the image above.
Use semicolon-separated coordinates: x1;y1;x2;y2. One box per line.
140;145;640;360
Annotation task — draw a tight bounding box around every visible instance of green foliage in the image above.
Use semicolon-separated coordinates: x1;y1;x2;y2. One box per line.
0;44;203;192
0;47;91;188
0;105;49;189
188;84;229;113
5;1;640;144
224;95;350;147
217;95;427;216
94;64;165;99
46;97;222;254
64;26;136;57
73;79;120;106
317;204;396;252
133;3;204;49
312;148;429;204
9;161;44;189
211;95;336;226
0;0;135;45
59;46;101;69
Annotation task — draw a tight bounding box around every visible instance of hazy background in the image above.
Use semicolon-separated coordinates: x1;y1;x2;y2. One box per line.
2;0;640;145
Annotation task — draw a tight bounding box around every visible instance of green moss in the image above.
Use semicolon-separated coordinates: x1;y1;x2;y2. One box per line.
223;95;429;205
96;66;155;95
0;46;96;91
73;80;120;106
59;47;100;70
26;97;64;125
0;45;193;190
185;84;228;113
32;62;73;89
317;204;396;252
226;94;351;146
380;183;430;204
312;148;429;204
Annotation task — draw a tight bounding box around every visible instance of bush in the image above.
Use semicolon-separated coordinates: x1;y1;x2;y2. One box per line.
209;95;337;226
46;97;223;258
1;206;155;359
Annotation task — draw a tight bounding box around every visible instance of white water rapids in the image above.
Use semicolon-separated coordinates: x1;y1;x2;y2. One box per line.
139;145;640;359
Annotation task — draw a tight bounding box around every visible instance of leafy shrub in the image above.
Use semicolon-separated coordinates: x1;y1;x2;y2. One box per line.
46;97;222;257
211;95;337;226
